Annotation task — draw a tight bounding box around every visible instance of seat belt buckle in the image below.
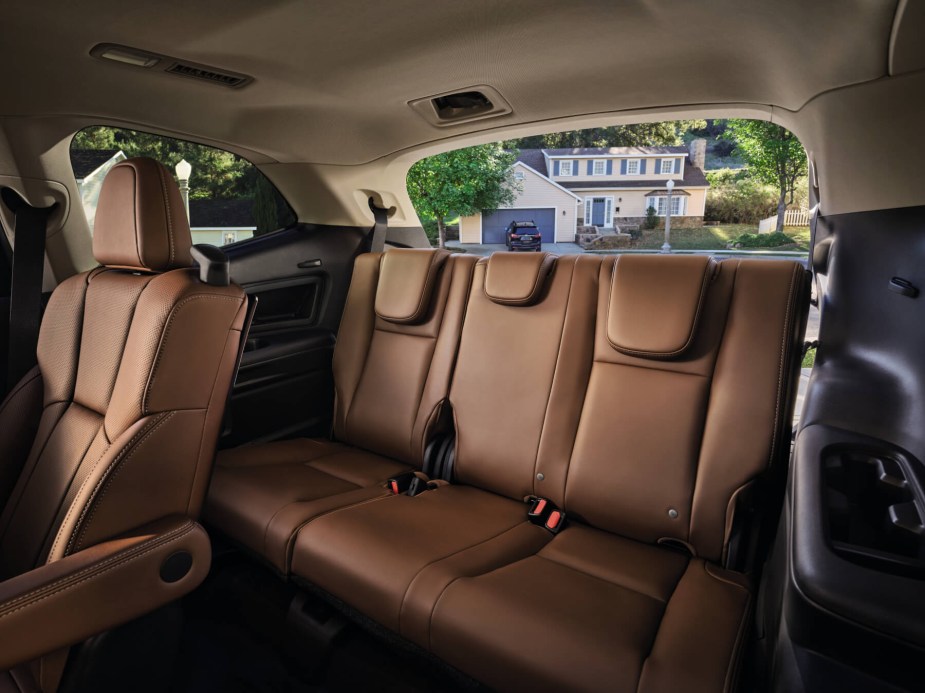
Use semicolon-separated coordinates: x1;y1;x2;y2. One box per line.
544;508;567;534
387;471;417;495
407;475;436;497
526;496;550;522
526;496;567;534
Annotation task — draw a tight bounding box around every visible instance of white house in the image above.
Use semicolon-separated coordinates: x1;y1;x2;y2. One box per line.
459;139;710;244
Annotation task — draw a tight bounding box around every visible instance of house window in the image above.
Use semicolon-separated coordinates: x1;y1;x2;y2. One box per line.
654;196;684;216
559;161;573;176
626;159;640;175
513;171;525;181
592;160;606;176
660;158;675;174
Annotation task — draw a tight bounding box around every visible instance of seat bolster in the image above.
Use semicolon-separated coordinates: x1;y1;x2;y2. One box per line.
637;560;752;693
0;366;43;510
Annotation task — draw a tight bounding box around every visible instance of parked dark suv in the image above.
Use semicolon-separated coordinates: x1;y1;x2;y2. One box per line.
505;220;542;251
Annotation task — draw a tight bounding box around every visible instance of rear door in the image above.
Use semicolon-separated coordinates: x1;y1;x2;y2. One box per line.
221;224;365;446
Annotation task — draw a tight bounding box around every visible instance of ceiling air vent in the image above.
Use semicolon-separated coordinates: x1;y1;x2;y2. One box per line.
409;85;512;127
90;44;253;89
165;62;251;89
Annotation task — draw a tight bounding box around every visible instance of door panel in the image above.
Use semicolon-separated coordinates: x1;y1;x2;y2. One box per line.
220;223;366;446
760;205;925;693
482;208;555;243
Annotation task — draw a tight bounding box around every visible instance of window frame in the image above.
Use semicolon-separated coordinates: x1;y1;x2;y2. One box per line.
626;159;640;175
660;158;675;174
559;160;573;177
592;159;606;176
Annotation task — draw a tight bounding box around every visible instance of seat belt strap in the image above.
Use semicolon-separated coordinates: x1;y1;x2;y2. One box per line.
368;198;389;253
4;191;53;390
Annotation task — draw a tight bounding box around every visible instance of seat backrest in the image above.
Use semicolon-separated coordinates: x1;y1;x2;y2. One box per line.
450;252;599;500
0;158;247;579
332;249;477;467
550;255;806;562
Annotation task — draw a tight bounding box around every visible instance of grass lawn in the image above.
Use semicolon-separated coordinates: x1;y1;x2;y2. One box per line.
632;224;810;252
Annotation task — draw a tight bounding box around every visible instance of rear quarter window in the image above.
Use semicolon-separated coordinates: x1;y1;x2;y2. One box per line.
70;126;295;247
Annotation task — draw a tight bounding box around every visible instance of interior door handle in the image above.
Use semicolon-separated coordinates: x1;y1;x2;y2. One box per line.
298;259;322;269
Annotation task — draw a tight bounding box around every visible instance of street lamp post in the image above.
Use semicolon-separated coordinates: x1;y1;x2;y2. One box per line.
175;159;192;223
660;178;674;254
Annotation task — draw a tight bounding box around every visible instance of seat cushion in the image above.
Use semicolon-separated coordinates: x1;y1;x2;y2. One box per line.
291;484;541;633
429;525;751;693
204;438;410;572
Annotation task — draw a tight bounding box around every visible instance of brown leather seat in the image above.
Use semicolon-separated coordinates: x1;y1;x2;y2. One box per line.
204;248;477;571
290;252;601;632
290;254;806;691
425;256;807;691
0;158;247;684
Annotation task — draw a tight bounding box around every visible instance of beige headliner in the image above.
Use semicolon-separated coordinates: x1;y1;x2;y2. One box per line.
1;0;924;277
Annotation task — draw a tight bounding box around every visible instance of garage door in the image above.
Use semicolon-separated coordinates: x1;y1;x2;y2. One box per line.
482;208;555;244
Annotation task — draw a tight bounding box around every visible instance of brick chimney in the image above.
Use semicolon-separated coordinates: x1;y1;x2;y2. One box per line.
689;138;707;170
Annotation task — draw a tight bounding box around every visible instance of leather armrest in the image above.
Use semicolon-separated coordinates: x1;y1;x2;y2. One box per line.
0;517;210;670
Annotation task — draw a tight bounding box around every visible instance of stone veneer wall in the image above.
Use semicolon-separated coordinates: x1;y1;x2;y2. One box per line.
615;216;704;229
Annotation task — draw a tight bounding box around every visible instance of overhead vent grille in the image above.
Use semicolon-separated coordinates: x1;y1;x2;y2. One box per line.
409;85;512;127
90;44;253;89
165;62;251;88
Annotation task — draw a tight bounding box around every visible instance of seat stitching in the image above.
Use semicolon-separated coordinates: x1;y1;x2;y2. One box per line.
155;163;175;264
766;263;800;471
339;257;382;444
280;492;393;568
67;412;174;554
0;521;197;618
398;516;533;633
532;552;680;605
50;412;164;559
635;559;691;691
533;256;577;495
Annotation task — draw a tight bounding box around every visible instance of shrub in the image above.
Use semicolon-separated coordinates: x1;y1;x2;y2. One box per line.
705;168;778;224
731;231;795;248
421;218;439;245
644;205;658;229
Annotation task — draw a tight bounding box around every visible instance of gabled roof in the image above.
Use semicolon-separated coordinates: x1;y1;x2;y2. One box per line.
70;149;121;178
514;149;548;176
543;146;690;157
559;163;708;189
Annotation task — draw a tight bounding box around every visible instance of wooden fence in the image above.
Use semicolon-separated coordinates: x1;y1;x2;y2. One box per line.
758;208;810;233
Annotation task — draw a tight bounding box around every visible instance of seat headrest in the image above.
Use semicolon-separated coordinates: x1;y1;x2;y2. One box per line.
92;158;193;272
484;252;555;306
375;248;450;324
607;255;717;359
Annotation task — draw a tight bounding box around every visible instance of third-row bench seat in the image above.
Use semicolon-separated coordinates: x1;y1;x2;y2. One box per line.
206;250;808;691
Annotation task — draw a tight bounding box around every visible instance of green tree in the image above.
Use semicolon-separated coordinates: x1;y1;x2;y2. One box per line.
252;174;279;236
72;126;252;200
506;120;706;150
407;144;518;248
724;120;807;232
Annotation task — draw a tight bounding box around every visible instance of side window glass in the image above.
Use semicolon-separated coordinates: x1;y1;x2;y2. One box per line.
70;127;295;245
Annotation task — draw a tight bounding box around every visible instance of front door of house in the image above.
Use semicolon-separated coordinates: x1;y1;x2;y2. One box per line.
591;198;606;226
